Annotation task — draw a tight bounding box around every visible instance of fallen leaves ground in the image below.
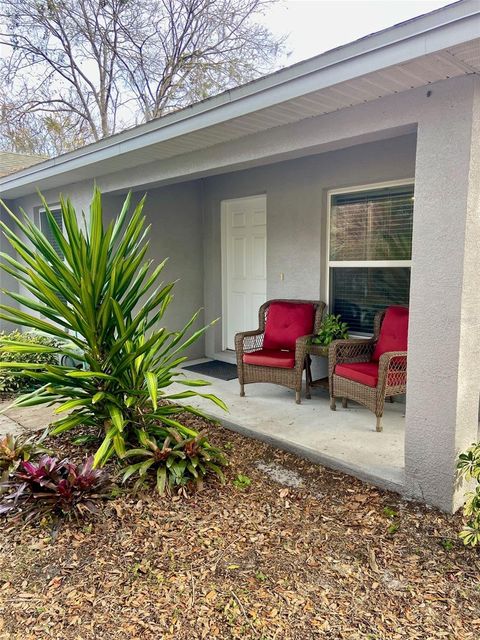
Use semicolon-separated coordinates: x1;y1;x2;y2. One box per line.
0;419;479;640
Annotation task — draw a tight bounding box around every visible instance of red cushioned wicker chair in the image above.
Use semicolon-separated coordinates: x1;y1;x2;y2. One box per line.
329;306;409;432
235;299;326;404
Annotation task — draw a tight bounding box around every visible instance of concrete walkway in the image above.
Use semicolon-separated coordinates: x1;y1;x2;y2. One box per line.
176;360;406;494
0;399;55;437
0;412;24;437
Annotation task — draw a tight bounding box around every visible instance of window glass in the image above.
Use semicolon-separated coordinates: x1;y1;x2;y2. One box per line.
330;267;411;335
329;184;413;334
330;186;414;261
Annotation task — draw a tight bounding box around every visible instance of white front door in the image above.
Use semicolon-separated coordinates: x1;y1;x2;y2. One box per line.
222;195;267;350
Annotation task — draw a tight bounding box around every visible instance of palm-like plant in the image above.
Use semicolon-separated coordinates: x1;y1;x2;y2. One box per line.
0;189;226;492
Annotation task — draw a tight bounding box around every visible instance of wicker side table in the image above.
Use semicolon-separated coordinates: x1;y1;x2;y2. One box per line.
304;343;330;399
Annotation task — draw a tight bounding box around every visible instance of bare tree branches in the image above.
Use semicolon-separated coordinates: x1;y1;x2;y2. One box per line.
0;0;283;155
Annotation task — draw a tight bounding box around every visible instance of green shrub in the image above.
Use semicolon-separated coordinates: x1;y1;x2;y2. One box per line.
0;331;59;394
0;188;227;494
311;313;349;346
457;443;480;547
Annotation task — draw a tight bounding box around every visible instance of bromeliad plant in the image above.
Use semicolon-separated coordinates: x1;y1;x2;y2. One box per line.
457;443;480;547
0;430;49;481
0;455;111;521
123;427;224;494
0;188;227;493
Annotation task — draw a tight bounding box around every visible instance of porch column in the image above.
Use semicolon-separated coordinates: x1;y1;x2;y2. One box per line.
405;78;480;512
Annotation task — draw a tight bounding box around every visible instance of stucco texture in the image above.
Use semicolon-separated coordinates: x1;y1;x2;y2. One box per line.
201;133;417;356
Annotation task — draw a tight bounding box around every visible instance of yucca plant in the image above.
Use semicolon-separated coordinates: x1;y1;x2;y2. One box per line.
0;188;227;493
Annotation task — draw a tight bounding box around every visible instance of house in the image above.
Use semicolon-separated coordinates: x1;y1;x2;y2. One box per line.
0;0;479;514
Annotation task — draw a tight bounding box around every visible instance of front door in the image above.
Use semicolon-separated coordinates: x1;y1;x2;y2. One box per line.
222;195;267;350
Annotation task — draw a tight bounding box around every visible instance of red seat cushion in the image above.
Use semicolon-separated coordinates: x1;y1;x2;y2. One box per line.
372;306;409;361
335;360;407;388
335;361;379;387
263;302;315;351
243;349;295;369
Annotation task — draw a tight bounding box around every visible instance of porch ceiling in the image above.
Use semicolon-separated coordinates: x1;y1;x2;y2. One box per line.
1;1;480;199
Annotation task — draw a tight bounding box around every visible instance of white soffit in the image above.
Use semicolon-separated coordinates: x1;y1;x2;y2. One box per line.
75;40;480;169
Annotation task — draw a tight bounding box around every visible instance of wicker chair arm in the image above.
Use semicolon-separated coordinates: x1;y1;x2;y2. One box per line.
295;334;315;367
234;330;264;355
377;351;407;389
378;350;407;366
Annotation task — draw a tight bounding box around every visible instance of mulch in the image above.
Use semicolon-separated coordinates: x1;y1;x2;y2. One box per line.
0;416;479;640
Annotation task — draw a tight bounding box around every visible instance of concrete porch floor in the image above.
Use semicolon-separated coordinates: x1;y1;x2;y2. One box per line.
177;359;406;494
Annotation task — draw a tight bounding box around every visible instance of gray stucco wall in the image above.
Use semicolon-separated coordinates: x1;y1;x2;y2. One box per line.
103;183;205;359
0;199;20;332
405;75;480;512
11;180;97;223
5;134;417;356
202;133;417;356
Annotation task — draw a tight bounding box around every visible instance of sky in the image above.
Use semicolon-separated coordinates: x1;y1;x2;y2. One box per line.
261;0;454;65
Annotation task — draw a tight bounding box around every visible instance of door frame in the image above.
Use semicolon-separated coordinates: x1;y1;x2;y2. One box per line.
220;194;267;351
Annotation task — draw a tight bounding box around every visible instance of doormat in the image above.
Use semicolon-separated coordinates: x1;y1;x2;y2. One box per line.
183;360;238;381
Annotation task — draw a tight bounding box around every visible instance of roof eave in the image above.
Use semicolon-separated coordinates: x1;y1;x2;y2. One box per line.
1;0;479;197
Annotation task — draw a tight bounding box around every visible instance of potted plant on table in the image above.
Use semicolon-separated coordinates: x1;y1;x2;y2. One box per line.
311;314;349;350
304;314;349;395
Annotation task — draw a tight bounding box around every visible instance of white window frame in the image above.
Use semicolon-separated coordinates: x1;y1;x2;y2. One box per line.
325;178;414;327
36;203;62;233
35;204;66;322
37;204;64;253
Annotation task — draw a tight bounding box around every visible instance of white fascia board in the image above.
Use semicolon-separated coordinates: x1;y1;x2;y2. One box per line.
1;0;479;197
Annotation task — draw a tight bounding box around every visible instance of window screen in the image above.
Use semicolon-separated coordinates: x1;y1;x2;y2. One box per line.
329;184;413;335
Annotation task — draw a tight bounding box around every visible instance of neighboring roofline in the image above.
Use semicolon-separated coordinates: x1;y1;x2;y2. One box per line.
1;0;479;196
0;151;47;159
0;151;48;178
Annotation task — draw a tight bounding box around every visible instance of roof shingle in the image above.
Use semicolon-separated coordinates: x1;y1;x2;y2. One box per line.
0;152;46;177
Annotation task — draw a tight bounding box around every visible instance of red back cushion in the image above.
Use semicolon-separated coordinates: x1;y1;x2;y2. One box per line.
372;306;409;361
263;302;315;351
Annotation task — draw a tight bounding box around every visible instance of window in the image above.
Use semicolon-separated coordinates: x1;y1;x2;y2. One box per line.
39;207;67;313
328;182;414;335
40;208;64;259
